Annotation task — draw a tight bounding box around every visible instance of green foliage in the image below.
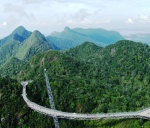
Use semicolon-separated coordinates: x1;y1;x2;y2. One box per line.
0;29;52;77
0;57;24;78
15;30;51;60
0;26;31;67
0;39;21;66
1;40;150;127
64;41;103;62
0;78;25;128
0;78;55;128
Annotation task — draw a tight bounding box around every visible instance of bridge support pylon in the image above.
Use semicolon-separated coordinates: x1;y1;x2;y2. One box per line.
44;69;60;128
140;118;144;128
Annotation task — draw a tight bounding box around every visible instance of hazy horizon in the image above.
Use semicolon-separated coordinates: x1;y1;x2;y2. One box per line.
1;0;150;38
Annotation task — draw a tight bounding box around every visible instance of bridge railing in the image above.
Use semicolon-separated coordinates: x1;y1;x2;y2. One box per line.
22;84;150;120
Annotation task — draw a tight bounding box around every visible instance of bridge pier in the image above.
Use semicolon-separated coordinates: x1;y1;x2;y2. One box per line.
140;118;144;128
21;81;28;87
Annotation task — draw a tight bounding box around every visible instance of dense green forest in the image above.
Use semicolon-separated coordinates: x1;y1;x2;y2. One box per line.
0;26;123;70
1;40;150;127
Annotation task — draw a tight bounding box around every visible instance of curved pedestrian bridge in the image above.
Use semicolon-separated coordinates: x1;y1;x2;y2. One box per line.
21;81;150;120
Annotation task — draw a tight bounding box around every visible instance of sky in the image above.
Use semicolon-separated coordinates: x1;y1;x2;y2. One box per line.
1;0;150;38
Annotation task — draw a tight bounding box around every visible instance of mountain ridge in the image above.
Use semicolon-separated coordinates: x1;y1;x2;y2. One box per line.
0;27;51;68
0;26;125;51
48;27;124;49
15;30;51;60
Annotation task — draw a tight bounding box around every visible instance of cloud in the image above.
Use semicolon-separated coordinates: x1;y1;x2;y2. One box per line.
125;14;150;24
93;8;102;15
125;18;134;24
96;19;111;24
2;21;7;26
23;0;48;4
138;14;150;23
1;0;150;38
0;21;7;29
53;0;87;3
3;3;28;17
71;9;90;21
2;3;36;23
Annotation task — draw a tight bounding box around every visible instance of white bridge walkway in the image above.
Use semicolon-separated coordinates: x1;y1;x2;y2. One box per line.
21;81;150;120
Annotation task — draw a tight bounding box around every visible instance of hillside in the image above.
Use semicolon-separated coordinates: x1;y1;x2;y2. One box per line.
0;26;124;69
64;41;103;62
10;26;32;42
1;26;150;127
0;26;31;47
0;39;21;66
0;57;24;78
0;26;31;66
0;27;52;75
46;36;75;50
73;27;124;44
15;30;51;60
0;26;125;78
14;40;150;127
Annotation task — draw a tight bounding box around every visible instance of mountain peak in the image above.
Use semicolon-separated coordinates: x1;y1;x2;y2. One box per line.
32;30;42;35
16;25;25;30
29;30;46;42
64;26;71;31
15;29;51;60
11;26;31;42
12;26;26;34
32;30;45;38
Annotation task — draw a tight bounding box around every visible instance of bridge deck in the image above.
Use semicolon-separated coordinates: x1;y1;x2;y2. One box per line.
21;81;150;120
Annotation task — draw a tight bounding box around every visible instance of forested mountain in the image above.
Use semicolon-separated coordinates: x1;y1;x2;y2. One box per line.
0;26;124;53
64;41;103;62
1;40;147;127
0;38;20;66
46;35;74;50
73;27;124;44
10;26;32;42
0;27;52;73
1;26;150;127
0;26;124;75
47;27;124;50
0;26;31;47
0;26;30;66
15;30;51;60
